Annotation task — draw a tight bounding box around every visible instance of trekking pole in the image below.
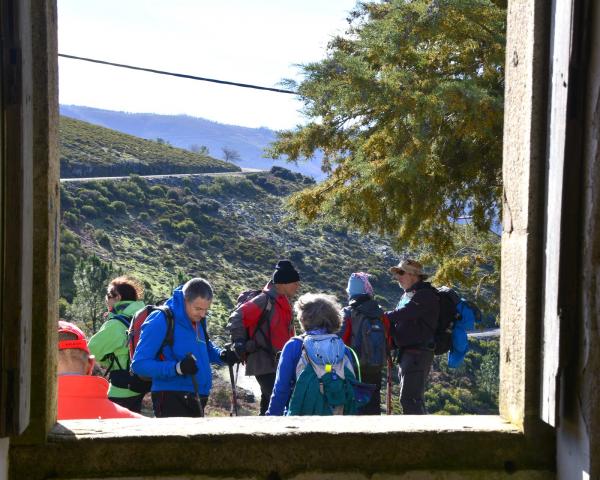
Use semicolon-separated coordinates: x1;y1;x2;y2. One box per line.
386;352;393;415
228;362;239;416
187;353;204;418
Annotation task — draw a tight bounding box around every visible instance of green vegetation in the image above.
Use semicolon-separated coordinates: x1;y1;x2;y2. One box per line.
60;116;241;178
60;170;401;330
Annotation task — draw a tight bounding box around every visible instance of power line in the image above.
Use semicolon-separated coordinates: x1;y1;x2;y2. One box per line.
58;53;298;95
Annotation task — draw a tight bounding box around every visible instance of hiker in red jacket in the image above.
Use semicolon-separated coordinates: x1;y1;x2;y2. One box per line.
227;260;301;415
57;320;143;420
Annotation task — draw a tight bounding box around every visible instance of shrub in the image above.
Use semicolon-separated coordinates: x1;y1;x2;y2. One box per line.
80;205;97;218
138;211;150;222
174;219;196;234
198;198;221;214
95;229;112;251
158;218;173;232
63;211;79;225
60;189;75;210
109;200;127;215
149;185;166;197
58;297;70;318
183;233;202;251
184;202;201;218
128;174;147;188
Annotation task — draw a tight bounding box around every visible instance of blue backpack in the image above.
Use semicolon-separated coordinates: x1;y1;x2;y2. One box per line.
434;287;482;368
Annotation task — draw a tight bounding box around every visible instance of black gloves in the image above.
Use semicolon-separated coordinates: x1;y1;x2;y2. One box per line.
233;340;246;357
220;348;240;366
176;354;198;375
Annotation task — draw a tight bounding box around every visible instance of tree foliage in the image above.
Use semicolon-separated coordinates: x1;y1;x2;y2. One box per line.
268;0;506;259
69;255;116;335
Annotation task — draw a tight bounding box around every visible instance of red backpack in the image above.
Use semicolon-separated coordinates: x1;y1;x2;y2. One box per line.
128;305;175;362
106;305;175;394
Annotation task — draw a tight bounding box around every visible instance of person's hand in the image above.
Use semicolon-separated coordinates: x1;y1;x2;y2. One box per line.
176;354;198;375
234;341;247;364
220;348;240;366
233;340;247;359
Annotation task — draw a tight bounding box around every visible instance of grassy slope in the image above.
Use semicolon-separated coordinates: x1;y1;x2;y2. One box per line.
60;170;401;326
60;116;241;177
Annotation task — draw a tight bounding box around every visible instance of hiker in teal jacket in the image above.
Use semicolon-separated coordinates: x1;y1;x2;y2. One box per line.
132;278;237;417
88;276;146;413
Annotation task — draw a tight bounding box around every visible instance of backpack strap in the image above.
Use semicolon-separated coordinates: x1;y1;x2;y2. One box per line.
101;352;124;376
248;293;276;354
111;313;131;329
199;317;212;356
155;305;175;358
103;312;131;372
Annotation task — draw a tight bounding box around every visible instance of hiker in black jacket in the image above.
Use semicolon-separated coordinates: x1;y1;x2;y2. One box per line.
386;259;439;414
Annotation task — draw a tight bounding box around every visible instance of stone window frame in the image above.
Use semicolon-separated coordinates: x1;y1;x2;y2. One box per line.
6;0;578;478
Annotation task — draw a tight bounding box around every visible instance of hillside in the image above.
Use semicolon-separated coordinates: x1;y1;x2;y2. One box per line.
60;116;241;178
59;168;499;415
60;105;326;180
60;169;399;312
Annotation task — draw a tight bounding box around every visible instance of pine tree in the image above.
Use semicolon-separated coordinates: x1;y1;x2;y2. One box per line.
268;0;506;268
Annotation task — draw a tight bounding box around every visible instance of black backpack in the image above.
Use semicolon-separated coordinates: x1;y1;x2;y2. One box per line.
349;308;387;369
433;287;481;355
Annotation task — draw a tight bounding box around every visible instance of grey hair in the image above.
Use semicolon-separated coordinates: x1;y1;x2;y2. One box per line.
182;277;213;302
294;293;342;333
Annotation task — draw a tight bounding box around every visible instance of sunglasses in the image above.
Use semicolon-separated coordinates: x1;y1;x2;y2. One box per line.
393;270;406;277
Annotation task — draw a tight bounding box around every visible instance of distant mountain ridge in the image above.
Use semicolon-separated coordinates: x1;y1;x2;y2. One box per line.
60;105;325;180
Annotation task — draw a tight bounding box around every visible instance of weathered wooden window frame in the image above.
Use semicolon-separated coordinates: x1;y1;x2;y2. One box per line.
7;0;590;477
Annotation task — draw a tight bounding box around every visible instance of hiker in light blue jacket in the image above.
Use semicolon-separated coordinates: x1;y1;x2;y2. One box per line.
132;278;237;417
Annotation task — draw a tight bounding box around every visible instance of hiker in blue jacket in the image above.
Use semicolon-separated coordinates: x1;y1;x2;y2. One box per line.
266;293;357;416
131;277;238;417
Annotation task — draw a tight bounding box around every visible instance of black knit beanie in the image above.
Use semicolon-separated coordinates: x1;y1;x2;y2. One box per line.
272;260;300;284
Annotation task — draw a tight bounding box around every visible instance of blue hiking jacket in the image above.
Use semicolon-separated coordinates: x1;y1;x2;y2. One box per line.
266;328;354;416
131;286;223;395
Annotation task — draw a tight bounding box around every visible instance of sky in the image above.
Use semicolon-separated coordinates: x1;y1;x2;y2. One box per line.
58;0;358;130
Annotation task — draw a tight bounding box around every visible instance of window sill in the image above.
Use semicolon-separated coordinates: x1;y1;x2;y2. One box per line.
51;414;518;440
10;416;556;478
7;416;543;478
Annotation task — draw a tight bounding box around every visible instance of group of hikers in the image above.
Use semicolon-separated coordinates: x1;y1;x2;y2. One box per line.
57;257;444;420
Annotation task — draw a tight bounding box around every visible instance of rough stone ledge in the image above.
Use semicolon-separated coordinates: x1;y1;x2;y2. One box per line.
10;416;554;479
50;415;519;440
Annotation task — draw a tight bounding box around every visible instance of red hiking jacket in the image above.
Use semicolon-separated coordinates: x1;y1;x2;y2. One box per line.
227;282;295;376
57;375;143;420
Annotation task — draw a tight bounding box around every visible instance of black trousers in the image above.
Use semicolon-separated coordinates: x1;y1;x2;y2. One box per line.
151;391;208;418
398;349;434;415
255;372;276;415
357;366;383;415
110;393;144;413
